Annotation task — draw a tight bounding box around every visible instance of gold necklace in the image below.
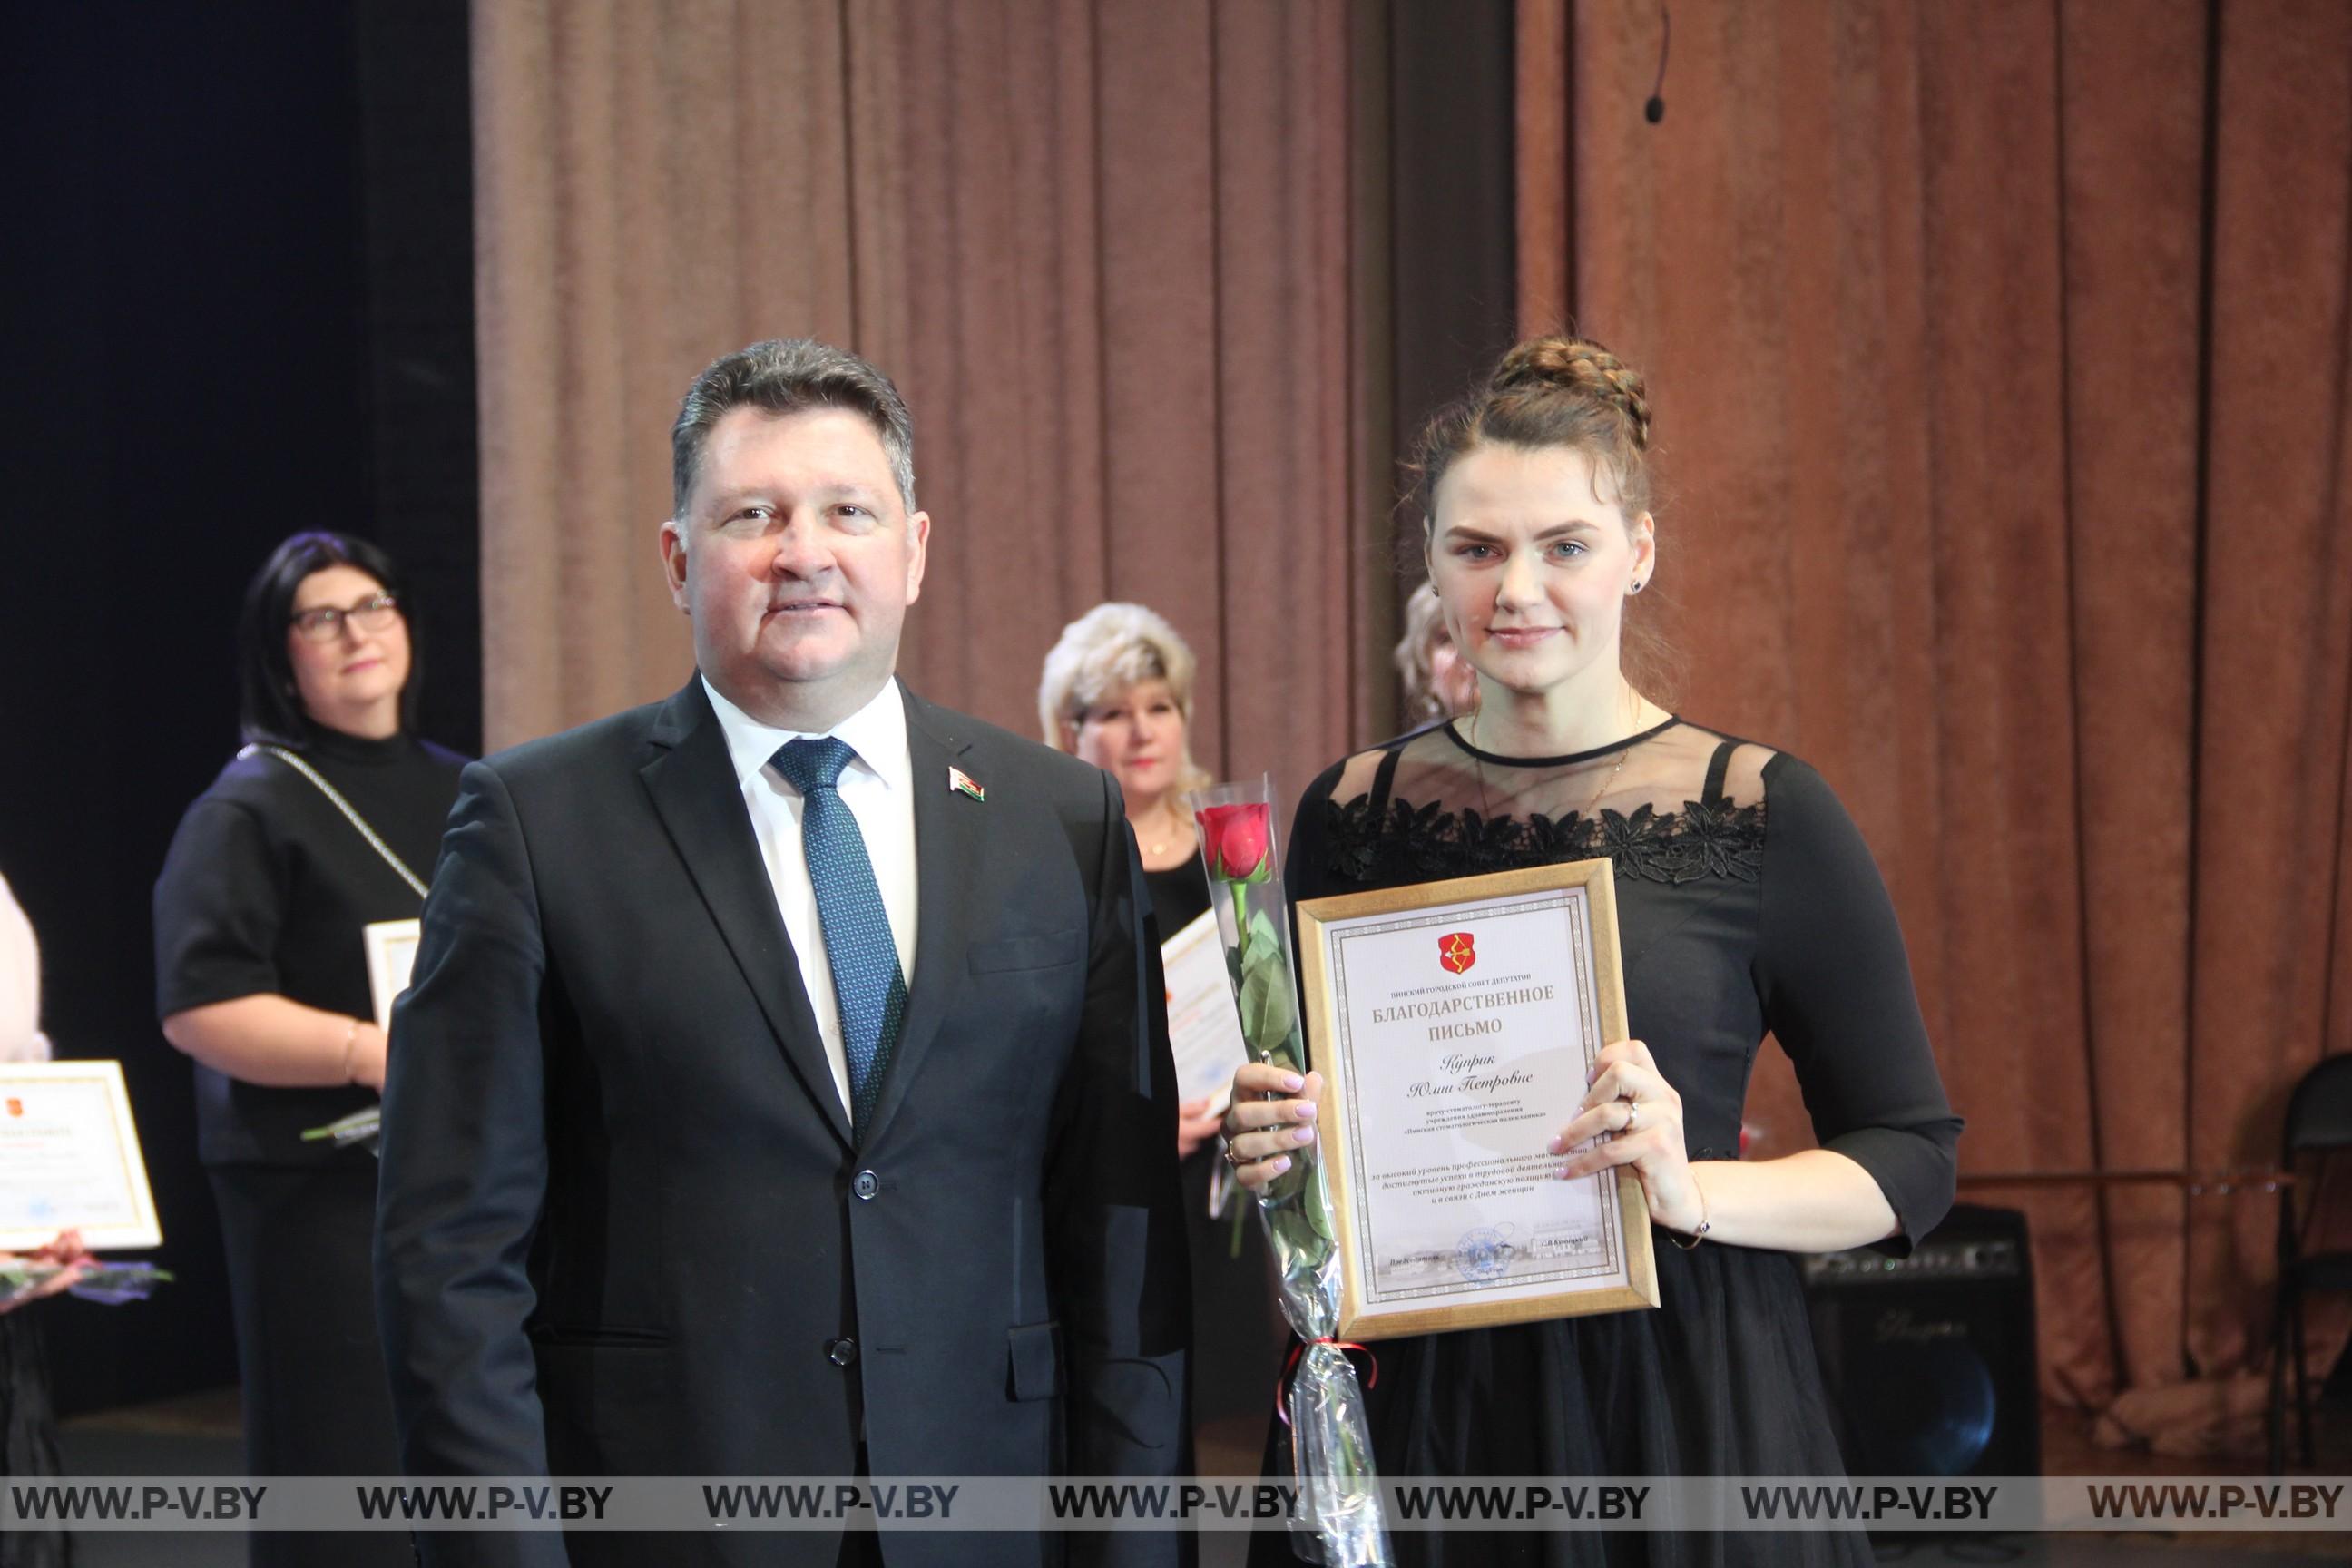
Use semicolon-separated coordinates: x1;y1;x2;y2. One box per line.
1141;800;1191;858
1465;709;1632;823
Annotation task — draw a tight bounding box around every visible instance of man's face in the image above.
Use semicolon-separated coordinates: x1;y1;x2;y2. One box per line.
662;406;929;726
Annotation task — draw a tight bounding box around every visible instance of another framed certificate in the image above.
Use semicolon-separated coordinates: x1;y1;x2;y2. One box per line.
1297;858;1658;1340
363;918;423;1032
0;1061;163;1250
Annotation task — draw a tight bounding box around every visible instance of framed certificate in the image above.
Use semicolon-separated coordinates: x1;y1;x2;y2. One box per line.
1297;858;1657;1340
363;918;423;1032
0;1061;163;1250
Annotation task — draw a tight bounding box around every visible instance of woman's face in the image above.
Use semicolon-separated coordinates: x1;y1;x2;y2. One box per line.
1426;442;1652;699
1071;677;1187;807
285;564;411;733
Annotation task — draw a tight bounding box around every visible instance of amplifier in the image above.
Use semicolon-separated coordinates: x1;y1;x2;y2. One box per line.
1801;1204;2040;1476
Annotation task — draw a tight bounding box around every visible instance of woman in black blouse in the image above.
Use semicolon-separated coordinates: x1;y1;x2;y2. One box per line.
1040;602;1288;1458
1221;338;1963;1566
154;534;464;1568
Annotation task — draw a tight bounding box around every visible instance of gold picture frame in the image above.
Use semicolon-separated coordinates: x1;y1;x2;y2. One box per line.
1297;858;1659;1340
0;1060;164;1251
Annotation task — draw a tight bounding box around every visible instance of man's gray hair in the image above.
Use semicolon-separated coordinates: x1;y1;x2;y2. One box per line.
671;338;917;517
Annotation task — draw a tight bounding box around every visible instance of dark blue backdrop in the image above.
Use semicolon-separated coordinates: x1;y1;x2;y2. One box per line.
0;0;478;1416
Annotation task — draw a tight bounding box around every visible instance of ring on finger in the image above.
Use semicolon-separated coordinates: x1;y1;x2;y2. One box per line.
1220;1140;1246;1166
1622;1101;1640;1134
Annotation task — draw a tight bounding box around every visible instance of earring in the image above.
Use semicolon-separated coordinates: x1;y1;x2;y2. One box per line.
1629;581;1645;594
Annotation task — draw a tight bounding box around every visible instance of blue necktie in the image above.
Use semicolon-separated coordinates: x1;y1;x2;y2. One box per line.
770;736;907;1134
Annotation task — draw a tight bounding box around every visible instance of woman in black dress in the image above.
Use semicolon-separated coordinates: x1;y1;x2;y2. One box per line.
154;534;465;1568
1222;338;1962;1566
1041;603;1288;1463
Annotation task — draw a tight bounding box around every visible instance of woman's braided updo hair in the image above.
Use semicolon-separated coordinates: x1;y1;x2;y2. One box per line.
1410;335;1653;524
1406;334;1677;702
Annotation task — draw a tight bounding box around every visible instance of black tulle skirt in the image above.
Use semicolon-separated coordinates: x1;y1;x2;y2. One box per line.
1248;1236;1867;1568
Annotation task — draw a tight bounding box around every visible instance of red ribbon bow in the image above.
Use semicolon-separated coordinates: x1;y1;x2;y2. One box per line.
1277;1337;1380;1427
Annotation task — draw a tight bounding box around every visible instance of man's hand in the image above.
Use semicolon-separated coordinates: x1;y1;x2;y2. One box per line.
1175;1095;1224;1160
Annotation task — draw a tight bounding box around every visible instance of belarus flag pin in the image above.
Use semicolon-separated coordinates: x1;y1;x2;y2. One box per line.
949;766;986;802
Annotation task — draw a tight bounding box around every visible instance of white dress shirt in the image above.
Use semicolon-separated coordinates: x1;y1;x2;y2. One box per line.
702;676;919;1114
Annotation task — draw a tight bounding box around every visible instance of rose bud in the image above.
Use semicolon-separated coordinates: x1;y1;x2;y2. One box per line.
1199;803;1274;884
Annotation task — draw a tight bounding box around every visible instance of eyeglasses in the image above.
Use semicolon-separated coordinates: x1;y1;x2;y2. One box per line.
289;592;402;642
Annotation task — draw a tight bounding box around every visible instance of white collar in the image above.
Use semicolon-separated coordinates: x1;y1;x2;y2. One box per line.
701;674;912;796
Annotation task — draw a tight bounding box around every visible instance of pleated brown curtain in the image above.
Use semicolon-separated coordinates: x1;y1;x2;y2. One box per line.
1521;0;2352;1449
473;0;1385;800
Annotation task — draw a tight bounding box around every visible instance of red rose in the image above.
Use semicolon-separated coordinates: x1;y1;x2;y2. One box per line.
1198;803;1274;883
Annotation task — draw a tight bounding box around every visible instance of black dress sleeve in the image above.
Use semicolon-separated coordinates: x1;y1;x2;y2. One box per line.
1282;758;1349;902
1279;758;1350;1075
1754;754;1962;1253
154;798;288;1016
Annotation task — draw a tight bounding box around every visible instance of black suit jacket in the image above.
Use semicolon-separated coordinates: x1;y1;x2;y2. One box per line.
376;678;1192;1567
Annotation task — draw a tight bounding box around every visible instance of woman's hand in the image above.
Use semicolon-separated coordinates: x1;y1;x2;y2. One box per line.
1552;1039;1706;1235
1219;1062;1324;1191
1175;1095;1225;1161
348;1021;388;1092
0;1230;93;1315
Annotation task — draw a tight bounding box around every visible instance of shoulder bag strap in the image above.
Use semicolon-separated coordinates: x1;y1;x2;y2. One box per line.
240;744;430;900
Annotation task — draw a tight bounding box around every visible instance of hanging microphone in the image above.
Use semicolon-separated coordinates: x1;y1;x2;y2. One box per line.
1644;5;1671;123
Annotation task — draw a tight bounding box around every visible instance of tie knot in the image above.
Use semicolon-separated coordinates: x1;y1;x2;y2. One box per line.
770;735;857;795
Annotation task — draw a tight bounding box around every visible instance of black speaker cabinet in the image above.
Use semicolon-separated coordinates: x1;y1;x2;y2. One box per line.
1802;1203;2040;1477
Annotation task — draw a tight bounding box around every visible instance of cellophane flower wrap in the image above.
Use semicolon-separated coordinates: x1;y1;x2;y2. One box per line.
1192;778;1393;1568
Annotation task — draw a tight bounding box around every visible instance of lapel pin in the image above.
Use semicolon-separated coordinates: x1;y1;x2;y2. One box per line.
948;766;986;802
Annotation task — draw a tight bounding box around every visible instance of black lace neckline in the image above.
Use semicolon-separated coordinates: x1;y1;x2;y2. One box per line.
1441;715;1683;769
1321;720;1767;888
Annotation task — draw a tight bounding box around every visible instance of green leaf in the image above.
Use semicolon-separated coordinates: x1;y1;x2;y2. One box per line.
1239;950;1297;1052
1247;906;1283;961
1259;1024;1306;1075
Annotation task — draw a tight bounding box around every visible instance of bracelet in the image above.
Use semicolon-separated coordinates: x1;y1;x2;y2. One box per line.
340;1020;360;1084
1670;1177;1712;1250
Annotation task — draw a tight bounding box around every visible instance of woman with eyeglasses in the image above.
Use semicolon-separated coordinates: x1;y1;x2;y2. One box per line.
153;532;464;1568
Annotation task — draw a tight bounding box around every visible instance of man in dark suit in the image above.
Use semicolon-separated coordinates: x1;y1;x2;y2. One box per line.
376;338;1192;1568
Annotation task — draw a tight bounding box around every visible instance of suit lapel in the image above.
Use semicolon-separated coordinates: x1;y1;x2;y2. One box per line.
863;687;985;1145
640;679;855;1152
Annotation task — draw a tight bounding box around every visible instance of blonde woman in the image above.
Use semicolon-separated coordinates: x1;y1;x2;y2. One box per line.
1394;581;1481;725
1040;603;1285;1446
